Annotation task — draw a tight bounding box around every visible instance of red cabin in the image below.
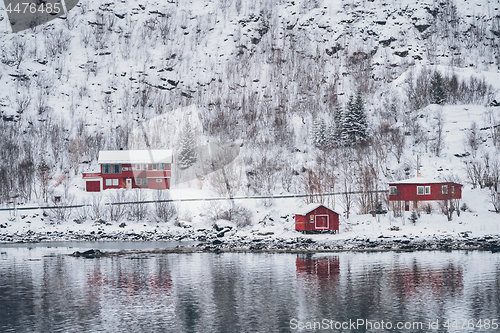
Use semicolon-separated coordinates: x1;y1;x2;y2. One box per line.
388;177;462;211
295;203;340;234
82;149;172;192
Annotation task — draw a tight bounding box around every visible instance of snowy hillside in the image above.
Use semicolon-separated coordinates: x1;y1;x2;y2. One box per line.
0;0;500;236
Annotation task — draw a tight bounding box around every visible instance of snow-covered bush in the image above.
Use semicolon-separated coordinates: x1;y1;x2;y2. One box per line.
153;190;177;223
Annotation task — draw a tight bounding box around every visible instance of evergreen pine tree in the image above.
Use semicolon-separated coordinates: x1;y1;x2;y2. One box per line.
341;90;368;145
430;71;447;105
332;104;344;142
354;89;368;140
310;119;327;149
178;121;197;169
310;119;319;146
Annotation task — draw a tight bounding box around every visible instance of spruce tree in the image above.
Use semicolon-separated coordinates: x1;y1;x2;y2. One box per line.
430;71;447;105
310;119;327;149
341;90;368;146
178;121;197;169
332;104;344;143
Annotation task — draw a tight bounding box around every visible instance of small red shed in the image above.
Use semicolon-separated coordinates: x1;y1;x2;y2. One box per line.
388;176;463;211
295;203;340;234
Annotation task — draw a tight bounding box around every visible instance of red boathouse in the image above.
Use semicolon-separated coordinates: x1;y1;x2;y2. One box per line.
82;149;173;192
388;177;462;211
295;203;340;234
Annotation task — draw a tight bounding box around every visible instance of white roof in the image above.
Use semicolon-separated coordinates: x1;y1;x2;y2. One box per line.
98;150;172;164
295;203;340;216
389;176;460;185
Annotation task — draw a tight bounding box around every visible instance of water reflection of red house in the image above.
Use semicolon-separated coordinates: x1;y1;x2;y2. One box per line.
296;255;340;281
86;265;173;298
395;265;463;297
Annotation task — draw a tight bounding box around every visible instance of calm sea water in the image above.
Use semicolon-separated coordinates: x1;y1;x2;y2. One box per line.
1;243;499;332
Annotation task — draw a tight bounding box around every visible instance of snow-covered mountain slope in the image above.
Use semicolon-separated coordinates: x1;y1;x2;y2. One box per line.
0;0;499;224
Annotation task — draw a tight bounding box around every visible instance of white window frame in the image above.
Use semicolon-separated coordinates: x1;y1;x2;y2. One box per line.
153;164;157;170
105;179;112;186
122;167;128;171
156;178;162;182
160;163;165;170
417;186;424;195
442;185;448;194
143;178;148;185
315;215;329;230
425;186;431;195
103;165;111;174
390;186;398;195
112;179;119;186
451;186;455;193
136;178;142;185
113;165;121;174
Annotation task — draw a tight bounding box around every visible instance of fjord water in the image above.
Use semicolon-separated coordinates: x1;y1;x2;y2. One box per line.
1;244;499;332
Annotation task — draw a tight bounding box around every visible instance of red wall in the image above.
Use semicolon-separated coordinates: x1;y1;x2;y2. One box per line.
295;206;339;232
389;182;462;202
148;178;170;190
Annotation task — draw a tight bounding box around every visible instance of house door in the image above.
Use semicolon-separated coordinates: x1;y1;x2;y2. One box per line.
405;201;410;211
126;178;132;190
315;215;329;229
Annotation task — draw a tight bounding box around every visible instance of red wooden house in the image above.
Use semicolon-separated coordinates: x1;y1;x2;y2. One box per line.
388;177;462;211
295;203;340;234
82;149;172;192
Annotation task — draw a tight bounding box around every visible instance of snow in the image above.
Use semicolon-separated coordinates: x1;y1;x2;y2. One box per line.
295;203;341;216
98;149;173;164
389;176;454;184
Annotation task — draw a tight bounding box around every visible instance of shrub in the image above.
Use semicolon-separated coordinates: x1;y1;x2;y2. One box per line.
422;203;433;214
408;211;418;225
207;203;253;228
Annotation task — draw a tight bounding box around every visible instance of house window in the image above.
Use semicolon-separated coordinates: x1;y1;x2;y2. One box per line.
153;164;157;170
122;167;128;171
425;186;431;195
417;186;424;195
103;165;111;174
136;164;141;170
451;186;455;193
112;179;119;186
442;185;448;194
129;166;134;171
105;179;112;186
156;178;162;182
143;164;147;170
136;178;141;185
390;186;398;195
113;165;121;174
143;178;148;185
160;163;165;170
165;163;171;170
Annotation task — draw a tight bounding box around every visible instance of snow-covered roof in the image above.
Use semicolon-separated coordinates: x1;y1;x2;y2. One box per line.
389;176;461;185
295;203;340;216
98;150;173;164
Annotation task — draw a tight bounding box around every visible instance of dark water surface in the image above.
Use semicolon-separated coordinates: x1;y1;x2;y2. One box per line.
1;243;499;332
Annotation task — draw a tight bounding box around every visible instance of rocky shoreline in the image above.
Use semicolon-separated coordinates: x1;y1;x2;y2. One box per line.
2;230;500;253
